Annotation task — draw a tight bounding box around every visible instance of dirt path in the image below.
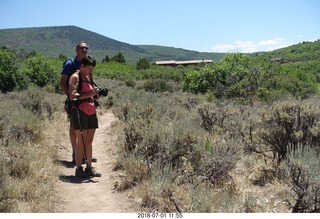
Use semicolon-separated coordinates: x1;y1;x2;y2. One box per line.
55;112;137;213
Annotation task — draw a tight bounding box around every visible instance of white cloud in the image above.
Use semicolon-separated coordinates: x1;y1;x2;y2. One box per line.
210;44;237;53
211;38;292;53
211;40;258;53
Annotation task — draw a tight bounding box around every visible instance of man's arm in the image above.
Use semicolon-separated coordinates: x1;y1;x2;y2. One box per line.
60;74;69;96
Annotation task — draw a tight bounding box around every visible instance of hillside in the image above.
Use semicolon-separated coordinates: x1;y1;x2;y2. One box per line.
251;40;320;63
250;40;320;78
137;45;225;63
0;25;224;64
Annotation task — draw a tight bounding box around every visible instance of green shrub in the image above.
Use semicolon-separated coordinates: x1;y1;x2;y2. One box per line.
136;58;150;70
0;48;17;93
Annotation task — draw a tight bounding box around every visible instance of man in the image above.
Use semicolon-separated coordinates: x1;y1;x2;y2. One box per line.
60;41;97;164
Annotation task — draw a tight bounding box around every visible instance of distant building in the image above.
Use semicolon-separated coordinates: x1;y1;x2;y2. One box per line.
155;59;213;67
270;57;284;63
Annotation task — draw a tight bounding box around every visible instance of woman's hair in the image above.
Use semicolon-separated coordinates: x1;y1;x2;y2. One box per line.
80;55;96;67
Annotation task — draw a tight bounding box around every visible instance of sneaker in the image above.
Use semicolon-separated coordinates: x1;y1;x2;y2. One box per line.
85;166;101;177
75;166;88;178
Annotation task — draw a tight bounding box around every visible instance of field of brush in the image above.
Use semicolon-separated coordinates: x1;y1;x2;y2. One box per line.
1;41;320;212
1;78;320;212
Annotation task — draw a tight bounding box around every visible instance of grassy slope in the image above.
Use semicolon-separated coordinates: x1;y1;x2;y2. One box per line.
0;25;225;64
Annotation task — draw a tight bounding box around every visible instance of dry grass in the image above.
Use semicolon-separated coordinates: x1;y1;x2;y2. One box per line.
108;79;320;213
0;86;65;212
3;79;320;213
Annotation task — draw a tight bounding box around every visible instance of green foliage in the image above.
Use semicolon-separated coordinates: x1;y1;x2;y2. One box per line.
110;52;126;63
137;45;225;63
182;53;250;97
1;39;320;104
0;26;145;63
136;58;150;70
250;40;320;81
0;48;16;93
94;61;136;80
22;54;59;88
95;61;187;82
102;55;110;63
182;52;318;101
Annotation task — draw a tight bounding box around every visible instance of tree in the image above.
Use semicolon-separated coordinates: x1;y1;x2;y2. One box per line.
182;53;250;97
102;55;110;63
24;55;58;87
0;48;16;93
136;58;150;70
111;52;126;63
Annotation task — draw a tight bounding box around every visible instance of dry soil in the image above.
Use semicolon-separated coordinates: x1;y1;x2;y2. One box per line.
55;112;138;213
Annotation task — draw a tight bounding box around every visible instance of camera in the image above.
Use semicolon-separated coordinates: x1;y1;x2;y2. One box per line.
98;88;108;97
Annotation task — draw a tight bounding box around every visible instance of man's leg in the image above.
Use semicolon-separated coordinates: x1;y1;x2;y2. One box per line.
70;123;77;163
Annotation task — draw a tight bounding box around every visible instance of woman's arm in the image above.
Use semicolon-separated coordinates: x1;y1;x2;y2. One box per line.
69;73;99;100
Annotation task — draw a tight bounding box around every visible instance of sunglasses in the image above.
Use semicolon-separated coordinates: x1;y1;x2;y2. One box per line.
79;46;88;51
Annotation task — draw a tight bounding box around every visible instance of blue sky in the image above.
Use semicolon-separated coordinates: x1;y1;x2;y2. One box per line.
1;0;319;53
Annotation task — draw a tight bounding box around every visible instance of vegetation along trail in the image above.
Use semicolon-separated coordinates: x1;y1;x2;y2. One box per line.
55;112;136;212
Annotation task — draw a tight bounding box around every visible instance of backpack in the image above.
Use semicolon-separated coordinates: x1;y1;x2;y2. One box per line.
62;56;77;73
62;56;77;90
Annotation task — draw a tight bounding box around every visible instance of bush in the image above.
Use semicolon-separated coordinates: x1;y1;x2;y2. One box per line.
137;59;150;70
143;79;173;93
0;87;64;212
280;145;320;212
258;97;320;163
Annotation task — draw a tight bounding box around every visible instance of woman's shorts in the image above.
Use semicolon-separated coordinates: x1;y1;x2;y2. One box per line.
70;108;98;130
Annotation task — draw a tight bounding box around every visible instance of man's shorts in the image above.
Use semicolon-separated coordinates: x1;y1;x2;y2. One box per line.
70;108;98;130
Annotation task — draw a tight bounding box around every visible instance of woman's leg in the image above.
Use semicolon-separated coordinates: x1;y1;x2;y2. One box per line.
84;128;101;177
84;129;95;168
75;130;86;168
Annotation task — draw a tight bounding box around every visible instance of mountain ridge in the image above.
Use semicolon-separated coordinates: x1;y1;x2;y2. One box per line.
0;25;225;64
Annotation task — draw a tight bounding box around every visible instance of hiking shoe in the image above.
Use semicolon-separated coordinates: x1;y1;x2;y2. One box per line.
85;166;101;177
75;166;88;178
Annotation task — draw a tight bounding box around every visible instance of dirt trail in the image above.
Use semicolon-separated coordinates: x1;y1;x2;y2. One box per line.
55;112;137;213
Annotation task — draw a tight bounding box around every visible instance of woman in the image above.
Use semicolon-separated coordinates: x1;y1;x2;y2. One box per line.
68;55;101;178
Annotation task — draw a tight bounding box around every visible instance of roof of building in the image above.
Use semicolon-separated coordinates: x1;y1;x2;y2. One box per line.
155;59;213;65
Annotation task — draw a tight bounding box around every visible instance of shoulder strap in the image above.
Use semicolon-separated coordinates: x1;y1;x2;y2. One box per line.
63;56;77;90
77;71;82;94
69;56;76;73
